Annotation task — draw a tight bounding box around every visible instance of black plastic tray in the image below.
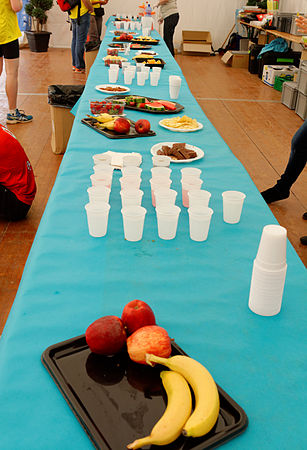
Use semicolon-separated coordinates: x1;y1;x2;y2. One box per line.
108;43;152;50
134;57;166;69
81;117;156;139
132;38;160;45
104;95;184;114
42;335;248;450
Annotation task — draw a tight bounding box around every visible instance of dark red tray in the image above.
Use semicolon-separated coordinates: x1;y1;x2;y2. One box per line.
42;335;248;450
81;117;156;139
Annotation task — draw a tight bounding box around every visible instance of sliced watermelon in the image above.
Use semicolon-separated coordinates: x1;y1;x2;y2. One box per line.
145;102;166;111
157;100;177;110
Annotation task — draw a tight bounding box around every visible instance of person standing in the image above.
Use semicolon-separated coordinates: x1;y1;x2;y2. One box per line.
154;0;179;56
70;0;94;73
0;0;33;124
0;124;36;220
88;0;109;45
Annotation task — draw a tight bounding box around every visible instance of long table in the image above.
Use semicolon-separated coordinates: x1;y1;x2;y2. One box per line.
0;17;306;449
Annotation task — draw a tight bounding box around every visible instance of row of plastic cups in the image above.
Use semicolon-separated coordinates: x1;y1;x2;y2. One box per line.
93;153;141;167
115;21;141;31
136;68;160;87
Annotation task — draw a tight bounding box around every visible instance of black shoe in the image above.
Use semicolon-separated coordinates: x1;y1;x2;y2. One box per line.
303;212;307;220
261;186;290;204
300;236;307;245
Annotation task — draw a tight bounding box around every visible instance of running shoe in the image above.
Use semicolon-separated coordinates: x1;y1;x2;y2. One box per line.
75;68;85;74
6;109;33;124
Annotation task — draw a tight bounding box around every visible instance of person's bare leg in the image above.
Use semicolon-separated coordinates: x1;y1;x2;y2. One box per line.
0;57;3;77
5;58;19;110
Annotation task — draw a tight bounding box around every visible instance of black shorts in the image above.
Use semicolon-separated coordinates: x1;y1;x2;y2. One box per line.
0;39;19;59
0;184;30;221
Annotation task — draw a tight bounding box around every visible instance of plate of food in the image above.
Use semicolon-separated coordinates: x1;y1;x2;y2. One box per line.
132;37;160;45
95;85;130;94
151;142;204;163
113;33;134;42
130;43;152;50
134;57;165;68
104;95;184;114
135;50;158;56
82;114;156;139
159;115;203;132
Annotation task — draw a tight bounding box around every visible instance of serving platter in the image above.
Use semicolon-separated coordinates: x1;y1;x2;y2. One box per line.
132;37;160;45
151;142;205;163
81;117;156;139
159;119;203;132
134;57;165;68
42;335;248;450
108;43;152;50
95;84;130;94
104;95;184;114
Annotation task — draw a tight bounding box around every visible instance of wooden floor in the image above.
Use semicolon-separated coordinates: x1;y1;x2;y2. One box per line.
0;48;306;334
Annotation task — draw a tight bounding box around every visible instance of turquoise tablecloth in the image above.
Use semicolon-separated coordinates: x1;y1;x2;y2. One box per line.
0;17;306;450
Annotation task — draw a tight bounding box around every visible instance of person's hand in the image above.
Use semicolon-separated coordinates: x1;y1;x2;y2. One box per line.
295;15;307;33
158;18;163;24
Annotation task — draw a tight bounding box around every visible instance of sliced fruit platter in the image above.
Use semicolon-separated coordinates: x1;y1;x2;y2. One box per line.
42;299;248;450
134;57;165;68
81;113;156;139
105;94;184;114
108;43;152;50
113;33;134;42
132;36;160;45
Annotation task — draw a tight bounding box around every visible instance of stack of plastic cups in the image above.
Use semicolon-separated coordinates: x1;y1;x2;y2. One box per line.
127;65;136;79
121;61;130;71
152;155;171;167
137;71;146;86
93;165;114;184
181;176;203;207
169;75;182;99
121;206;147;241
92;153;111;166
150;71;160;86
142;66;150;80
124;68;134;85
188;206;213;242
248;225;288;316
222;190;246;224
136;62;143;72
90;172;113;189
156;205;181;240
150;176;172;207
121;166;142;178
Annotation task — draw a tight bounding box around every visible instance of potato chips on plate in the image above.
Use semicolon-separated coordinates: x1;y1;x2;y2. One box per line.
159;115;203;132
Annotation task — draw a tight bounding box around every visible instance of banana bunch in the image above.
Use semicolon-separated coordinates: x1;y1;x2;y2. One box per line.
127;354;220;449
88;113;119;131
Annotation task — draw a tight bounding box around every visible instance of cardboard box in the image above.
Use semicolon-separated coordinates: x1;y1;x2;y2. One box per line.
85;49;99;78
221;51;249;68
262;65;299;87
258;33;276;45
182;30;212;55
50;105;74;155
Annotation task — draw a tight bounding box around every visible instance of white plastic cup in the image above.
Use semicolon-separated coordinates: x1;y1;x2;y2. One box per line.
85;202;110;238
137;71;146;86
123;154;142;167
121;206;147;241
255;225;287;270
122;61;130;70
152;66;162;74
155;188;177;208
222;190;246;224
93;165;114;181
124;21;129;30
90;173;112;189
188;206;213;242
124;70;133;85
127;66;136;78
115;22;121;30
141;66;150;80
150;71;160;86
120;189;144;208
109;63;120;72
87;185;111;204
136;62;143;72
130;21;136;30
169;75;182;100
151;167;172;179
188;189;211;208
120;176;141;190
108;69;118;83
248;259;287;316
181;167;201;179
136;22;141;30
150;177;172;207
142;27;150;36
152;155;171;167
182;177;203;207
93;153;111;166
156;205;181;240
121;166;142;177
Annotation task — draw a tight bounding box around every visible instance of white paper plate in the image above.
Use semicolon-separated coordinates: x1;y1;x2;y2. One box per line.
95;84;130;94
102;56;128;62
150;142;204;163
158;120;203;133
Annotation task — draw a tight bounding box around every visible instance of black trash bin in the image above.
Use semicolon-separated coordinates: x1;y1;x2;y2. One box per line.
48;85;84;155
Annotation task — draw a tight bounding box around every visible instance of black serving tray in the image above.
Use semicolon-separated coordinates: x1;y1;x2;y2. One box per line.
81;117;156;139
132;38;160;45
104;95;184;114
134;57;166;69
42;335;248;450
108;43;152;50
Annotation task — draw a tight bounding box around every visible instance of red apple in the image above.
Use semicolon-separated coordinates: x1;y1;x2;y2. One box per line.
114;117;131;134
135;119;151;134
85;315;127;355
127;325;172;365
121;299;156;335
